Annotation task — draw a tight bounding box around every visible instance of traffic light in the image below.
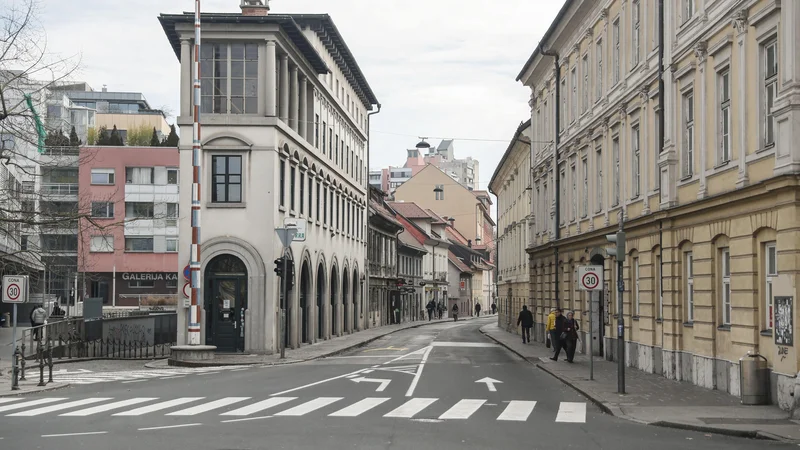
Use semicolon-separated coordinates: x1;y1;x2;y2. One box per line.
286;260;295;290
605;231;626;259
274;257;284;277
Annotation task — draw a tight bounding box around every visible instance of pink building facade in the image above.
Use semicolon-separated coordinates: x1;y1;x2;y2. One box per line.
78;146;180;308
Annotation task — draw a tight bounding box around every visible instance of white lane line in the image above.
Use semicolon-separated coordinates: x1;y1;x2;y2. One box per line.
121;380;147;384
430;342;498;348
329;397;390;417
273;397;342;416
438;399;486;420
0;398;21;405
345;374;359;379
324;355;396;359
383;398;438;418
230;368;249;372
61;398;158;417
269;370;364;397
166;397;250;416
405;346;433;397
220;397;296;416
42;431;108;438
138;423;202;431
221;415;273;423
0;398;66;413
8;398;112;417
158;376;186;380
114;397;204;416
497;401;537;421
555;402;586;423
195;372;221;376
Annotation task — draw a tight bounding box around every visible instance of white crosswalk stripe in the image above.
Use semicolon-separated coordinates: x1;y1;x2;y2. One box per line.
555;402;586;423
113;397;204;416
1;396;588;423
166;397;250;416
329;397;390;417
274;397;343;416
51;366;252;385
438;399;486;420
497;401;537;421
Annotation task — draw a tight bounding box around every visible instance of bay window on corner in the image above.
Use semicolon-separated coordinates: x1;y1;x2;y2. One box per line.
200;42;258;114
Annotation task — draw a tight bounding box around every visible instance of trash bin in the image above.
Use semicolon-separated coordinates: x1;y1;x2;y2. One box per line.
740;352;770;405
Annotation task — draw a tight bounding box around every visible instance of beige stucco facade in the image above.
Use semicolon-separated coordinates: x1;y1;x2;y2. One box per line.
519;0;800;410
490;121;532;330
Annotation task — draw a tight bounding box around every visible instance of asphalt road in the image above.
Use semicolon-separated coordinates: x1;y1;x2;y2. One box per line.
0;318;791;449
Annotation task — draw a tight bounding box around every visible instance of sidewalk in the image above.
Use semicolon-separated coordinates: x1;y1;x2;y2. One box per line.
146;315;480;368
0;359;69;397
481;323;800;442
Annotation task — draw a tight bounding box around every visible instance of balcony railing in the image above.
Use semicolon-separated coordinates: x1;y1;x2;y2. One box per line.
41;183;79;195
42;146;80;156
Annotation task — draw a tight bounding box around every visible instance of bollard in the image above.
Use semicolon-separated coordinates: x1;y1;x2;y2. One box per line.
47;337;53;384
11;346;20;391
19;341;26;381
37;338;45;387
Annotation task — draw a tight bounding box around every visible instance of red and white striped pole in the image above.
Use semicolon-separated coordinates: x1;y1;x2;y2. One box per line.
189;0;202;345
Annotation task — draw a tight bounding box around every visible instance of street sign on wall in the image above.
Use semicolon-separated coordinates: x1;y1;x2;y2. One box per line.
284;218;307;242
577;266;603;291
2;275;28;304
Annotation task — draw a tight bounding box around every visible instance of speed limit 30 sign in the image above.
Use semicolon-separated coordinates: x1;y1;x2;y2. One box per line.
2;275;29;304
577;266;604;291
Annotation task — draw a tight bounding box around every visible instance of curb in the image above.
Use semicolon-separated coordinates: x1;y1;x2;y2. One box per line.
0;382;70;397
480;326;792;443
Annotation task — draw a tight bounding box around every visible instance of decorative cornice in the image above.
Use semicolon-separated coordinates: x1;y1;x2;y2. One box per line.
694;40;708;63
731;9;749;36
639;87;649;103
584;29;594;41
600;7;609;23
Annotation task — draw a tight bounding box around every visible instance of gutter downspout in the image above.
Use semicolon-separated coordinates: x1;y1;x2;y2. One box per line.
366;103;382;329
540;45;561;309
658;0;666;357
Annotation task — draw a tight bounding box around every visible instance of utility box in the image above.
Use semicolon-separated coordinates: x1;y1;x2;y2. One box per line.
740;353;770;405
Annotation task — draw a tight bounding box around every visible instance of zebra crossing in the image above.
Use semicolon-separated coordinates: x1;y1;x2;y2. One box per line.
0;396;588;423
50;366;253;385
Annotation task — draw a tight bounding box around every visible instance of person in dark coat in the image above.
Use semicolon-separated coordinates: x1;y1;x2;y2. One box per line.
549;308;567;361
564;311;580;363
517;305;534;344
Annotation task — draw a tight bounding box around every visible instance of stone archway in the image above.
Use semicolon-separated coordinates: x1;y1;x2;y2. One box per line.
352;269;359;332
342;268;350;333
205;254;248;353
300;260;312;344
330;265;339;337
316;262;326;341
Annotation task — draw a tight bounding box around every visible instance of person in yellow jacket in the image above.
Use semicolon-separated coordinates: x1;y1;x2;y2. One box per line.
546;309;557;350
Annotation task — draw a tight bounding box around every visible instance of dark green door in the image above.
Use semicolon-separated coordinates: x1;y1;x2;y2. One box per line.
211;278;241;352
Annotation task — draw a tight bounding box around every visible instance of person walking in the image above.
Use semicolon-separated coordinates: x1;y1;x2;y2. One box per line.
29;304;48;341
426;300;435;321
437;301;444;320
474;302;482;317
545;309;556;349
517;305;534;344
452;303;459;322
564;311;580;363
491;302;497;315
549;308;567;361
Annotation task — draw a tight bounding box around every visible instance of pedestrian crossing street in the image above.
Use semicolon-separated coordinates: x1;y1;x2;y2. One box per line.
0;396;588;423
50;366;253;385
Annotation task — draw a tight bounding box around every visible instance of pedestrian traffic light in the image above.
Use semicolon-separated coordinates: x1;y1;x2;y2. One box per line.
274;257;284;277
605;231;626;259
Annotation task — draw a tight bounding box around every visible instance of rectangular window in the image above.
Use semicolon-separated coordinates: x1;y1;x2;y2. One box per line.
632;125;640;198
613;137;620;206
279;160;286;208
200;42;258;114
582;55;589;112
764;39;778;147
686;252;694;322
129;279;154;288
322;122;327;155
613;18;620;84
166;203;179;227
435;185;444;200
560;78;566;131
634;257;640;316
329;128;333;160
316;181;321;220
166;238;178;253
299;172;305;215
125;202;154;219
211;155;242;203
335;134;339;165
683;91;694;177
90;236;114;253
315;114;320;148
571;164;577;220
656;254;663;319
91;202;114;218
655;109;662;188
125;237;154;252
560;167;567;223
682;0;694;24
323;185;328;224
290;165;296;211
582;158;588;217
126;167;154;184
167;168;179;185
308;175;314;219
765;242;777;329
571;67;577;122
719;70;731;163
91;169;115;185
722;248;731;326
596;39;603;100
632;0;640;67
596;148;603;212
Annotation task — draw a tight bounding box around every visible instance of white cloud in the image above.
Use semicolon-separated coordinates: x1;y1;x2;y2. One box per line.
37;0;566;192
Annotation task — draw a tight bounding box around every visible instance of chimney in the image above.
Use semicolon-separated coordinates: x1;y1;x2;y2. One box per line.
467;239;472;248
448;217;455;226
102;85;107;93
240;0;269;16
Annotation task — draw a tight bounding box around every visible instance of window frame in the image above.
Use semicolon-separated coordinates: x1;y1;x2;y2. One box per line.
634;256;640;316
613;17;621;85
166;238;178;253
90;169;115;185
125;167;154;185
721;248;731;326
718;69;731;164
582;54;589;113
765;242;777;330
90;235;114;253
686;251;694;322
90;201;114;219
612;137;620;206
125;202;155;219
582;157;589;218
124;237;154;253
764;39;778;148
167;168;179;185
211;155;243;204
682;90;695;178
632;0;641;68
596;38;603;101
200;42;259;115
596;147;603;212
632;124;641;198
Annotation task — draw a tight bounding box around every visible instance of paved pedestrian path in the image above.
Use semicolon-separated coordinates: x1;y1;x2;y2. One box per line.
481;322;800;442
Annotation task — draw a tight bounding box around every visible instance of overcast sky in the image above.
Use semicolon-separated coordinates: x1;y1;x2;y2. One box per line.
40;0;565;193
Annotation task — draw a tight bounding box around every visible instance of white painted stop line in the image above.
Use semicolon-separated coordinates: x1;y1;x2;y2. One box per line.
555;402;586;423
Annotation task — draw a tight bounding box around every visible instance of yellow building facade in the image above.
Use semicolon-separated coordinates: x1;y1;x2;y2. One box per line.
518;0;800;410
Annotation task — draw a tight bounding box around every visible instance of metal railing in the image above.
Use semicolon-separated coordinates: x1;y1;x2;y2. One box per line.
41;183;79;195
117;294;179;311
42;146;80;156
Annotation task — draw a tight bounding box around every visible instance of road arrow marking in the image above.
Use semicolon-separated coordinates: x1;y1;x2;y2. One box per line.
351;377;391;392
475;377;502;392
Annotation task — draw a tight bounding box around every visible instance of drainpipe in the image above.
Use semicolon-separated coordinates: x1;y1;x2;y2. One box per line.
539;45;561;309
366;103;382;328
658;0;665;160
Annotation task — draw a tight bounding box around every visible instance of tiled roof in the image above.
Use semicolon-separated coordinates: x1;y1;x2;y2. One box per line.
388;202;432;219
398;230;426;253
448;251;472;273
394;214;428;246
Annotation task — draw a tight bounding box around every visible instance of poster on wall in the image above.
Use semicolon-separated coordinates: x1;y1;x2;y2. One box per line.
774;296;793;346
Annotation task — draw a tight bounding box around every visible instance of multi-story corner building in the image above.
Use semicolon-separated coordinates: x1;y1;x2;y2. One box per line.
518;0;800;409
489;120;532;330
367;186;403;326
160;1;378;353
397;230;426;322
77;146;179;309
